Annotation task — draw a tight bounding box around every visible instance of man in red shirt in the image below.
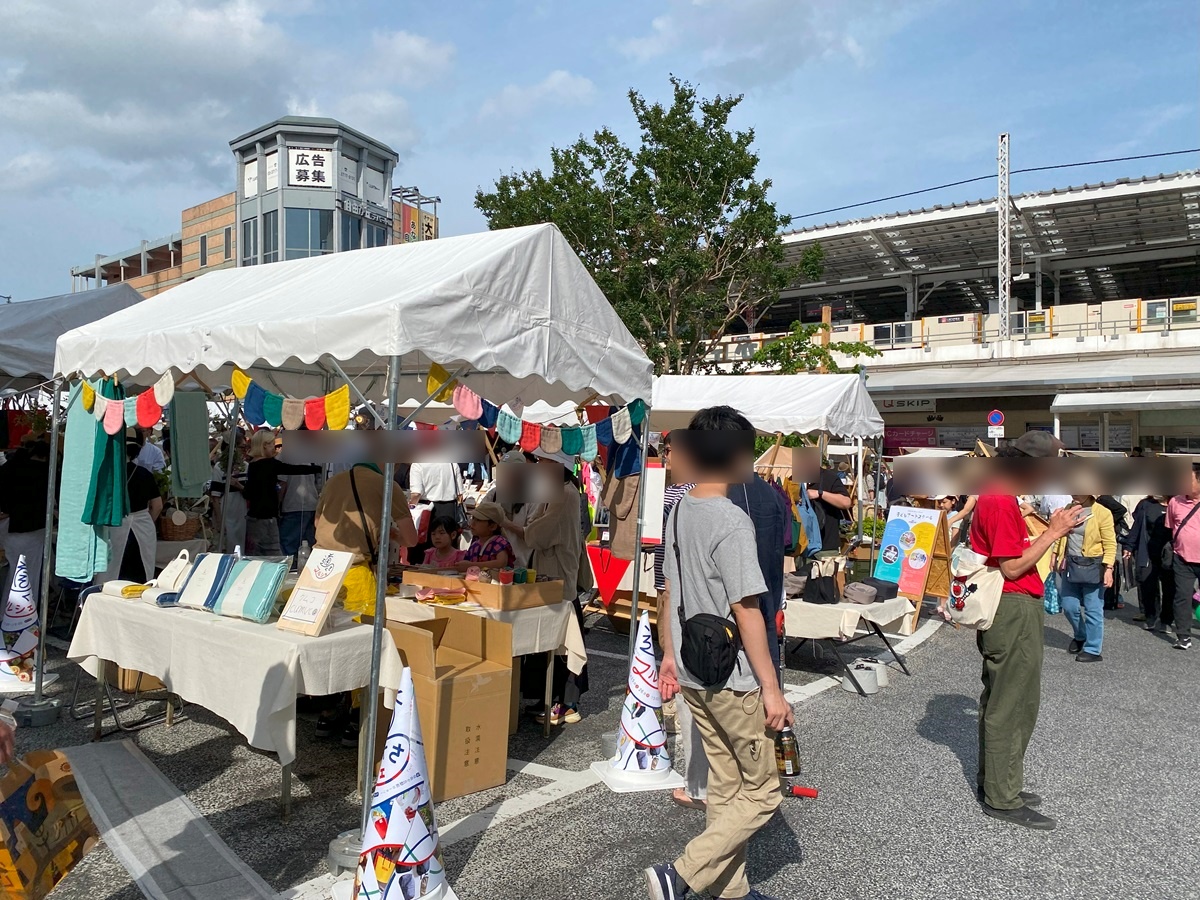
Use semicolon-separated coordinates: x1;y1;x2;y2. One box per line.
963;431;1085;831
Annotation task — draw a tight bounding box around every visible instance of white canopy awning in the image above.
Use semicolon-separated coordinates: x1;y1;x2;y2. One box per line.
650;374;884;437
0;283;144;382
53;224;653;405
1051;389;1200;413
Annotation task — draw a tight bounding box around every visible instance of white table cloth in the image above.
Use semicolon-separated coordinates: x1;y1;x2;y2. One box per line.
385;597;587;675
783;596;915;642
69;593;404;766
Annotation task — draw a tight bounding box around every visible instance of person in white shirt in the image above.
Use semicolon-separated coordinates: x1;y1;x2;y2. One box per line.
135;428;167;473
409;461;464;556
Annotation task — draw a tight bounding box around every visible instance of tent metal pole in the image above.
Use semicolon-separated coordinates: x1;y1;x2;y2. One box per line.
626;413;652;660
216;398;242;553
869;436;882;572
855;437;865;546
360;354;402;836
20;378;64;725
326;357;386;428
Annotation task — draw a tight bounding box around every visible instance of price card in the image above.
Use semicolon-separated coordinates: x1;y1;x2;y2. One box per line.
276;548;355;636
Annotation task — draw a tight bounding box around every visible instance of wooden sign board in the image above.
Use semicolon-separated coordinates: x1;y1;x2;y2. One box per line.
276;548;355;636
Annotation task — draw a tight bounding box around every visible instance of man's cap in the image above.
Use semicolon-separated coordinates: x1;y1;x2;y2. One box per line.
472;500;506;525
1012;431;1065;458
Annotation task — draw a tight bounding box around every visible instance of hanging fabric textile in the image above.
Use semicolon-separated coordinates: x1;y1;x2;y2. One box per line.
83;379;129;528
170;391;212;499
55;382;111;581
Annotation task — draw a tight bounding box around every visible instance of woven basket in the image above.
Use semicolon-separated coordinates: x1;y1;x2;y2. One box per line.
159;514;201;542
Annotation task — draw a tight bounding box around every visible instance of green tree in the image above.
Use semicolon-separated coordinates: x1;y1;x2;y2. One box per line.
746;321;881;375
475;76;822;374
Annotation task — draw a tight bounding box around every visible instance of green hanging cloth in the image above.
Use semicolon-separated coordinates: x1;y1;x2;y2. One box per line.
83;379;130;527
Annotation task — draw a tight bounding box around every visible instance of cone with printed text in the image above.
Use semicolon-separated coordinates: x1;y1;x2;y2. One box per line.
353;667;456;900
0;555;55;692
590;611;684;793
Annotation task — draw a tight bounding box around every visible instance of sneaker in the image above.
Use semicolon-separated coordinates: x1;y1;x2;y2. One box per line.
1075;651;1103;662
1173;636;1193;651
644;863;689;900
535;703;571;726
1068;639;1084;654
1132;613;1147;622
340;719;360;748
982;803;1056;830
1157;621;1172;633
1144;618;1158;631
562;706;582;724
977;788;1042;808
315;712;342;738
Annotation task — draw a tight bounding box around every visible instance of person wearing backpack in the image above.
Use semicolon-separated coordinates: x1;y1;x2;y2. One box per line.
1164;463;1200;651
645;407;792;900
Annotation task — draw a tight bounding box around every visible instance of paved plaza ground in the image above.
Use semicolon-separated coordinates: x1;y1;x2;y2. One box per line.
13;594;1199;900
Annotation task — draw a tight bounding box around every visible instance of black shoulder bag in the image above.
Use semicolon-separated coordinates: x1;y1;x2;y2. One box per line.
1163;501;1200;569
349;468;378;567
673;502;741;688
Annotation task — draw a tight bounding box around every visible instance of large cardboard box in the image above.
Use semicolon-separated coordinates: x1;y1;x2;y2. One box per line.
380;606;513;801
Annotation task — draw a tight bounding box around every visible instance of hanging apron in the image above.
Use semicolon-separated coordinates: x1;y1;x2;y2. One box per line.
97;510;156;585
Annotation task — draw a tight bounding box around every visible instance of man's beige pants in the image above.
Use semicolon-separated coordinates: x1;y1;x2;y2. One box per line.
674;686;782;898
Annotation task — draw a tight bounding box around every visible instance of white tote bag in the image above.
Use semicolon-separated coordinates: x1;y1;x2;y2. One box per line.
947;544;1005;631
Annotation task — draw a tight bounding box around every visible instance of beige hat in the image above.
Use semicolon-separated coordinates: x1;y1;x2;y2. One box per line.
472;500;506;526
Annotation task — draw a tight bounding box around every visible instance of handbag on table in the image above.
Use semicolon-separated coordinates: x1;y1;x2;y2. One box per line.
802;556;843;605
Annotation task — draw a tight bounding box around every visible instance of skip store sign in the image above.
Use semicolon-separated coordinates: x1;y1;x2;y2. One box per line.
879;397;936;412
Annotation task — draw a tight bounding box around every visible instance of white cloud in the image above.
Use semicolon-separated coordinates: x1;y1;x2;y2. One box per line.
617;0;933;86
0;0;440;194
371;30;455;87
479;70;595;122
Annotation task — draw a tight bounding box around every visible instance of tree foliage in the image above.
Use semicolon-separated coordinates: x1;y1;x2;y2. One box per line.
745;322;881;375
475;77;820;374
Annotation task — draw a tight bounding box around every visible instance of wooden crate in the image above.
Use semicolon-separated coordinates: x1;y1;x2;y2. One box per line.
402;570;564;611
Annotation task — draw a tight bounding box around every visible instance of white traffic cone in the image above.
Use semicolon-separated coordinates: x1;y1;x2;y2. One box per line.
591;611;684;793
0;555;56;693
347;667;457;900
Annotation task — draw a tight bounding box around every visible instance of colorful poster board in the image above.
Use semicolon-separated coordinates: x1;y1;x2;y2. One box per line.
873;506;948;601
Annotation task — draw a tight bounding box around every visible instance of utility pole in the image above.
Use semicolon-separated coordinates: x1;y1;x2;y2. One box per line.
997;133;1011;341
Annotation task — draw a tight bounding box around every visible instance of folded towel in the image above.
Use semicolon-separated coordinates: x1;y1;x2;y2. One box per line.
169;390;210;499
139;588;179;607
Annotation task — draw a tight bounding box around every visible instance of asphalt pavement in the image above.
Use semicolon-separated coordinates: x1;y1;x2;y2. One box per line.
14;597;1200;900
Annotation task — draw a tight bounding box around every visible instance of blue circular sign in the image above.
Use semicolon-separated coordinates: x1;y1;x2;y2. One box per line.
987;409;1005;427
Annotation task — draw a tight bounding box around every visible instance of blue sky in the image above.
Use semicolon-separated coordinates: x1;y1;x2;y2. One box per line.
0;0;1196;301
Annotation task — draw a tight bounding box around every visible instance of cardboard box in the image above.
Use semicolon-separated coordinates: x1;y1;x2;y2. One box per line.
115;666;163;694
380;606;513;801
402;570;563;611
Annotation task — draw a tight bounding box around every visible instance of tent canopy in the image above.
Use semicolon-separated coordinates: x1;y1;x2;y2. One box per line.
54;224;653;405
650;374;884;437
1051;389;1200;413
0;283;144;383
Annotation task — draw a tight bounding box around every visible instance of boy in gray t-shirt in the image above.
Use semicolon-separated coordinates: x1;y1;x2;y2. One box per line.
646;406;794;900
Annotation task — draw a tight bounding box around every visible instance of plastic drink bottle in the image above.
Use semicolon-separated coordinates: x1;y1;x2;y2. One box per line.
297;541;311;571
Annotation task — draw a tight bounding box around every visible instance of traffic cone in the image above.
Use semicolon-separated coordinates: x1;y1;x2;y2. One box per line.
0;555;56;692
351;667;457;900
591;611;684;793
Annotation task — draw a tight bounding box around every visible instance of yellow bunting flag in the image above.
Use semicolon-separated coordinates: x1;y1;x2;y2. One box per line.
324;383;350;430
81;381;95;413
426;362;456;403
231;369;251;400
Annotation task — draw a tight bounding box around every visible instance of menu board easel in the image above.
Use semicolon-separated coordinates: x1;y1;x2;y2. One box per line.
276;548;355;636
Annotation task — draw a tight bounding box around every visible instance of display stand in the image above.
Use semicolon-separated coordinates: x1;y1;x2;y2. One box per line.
872;507;951;632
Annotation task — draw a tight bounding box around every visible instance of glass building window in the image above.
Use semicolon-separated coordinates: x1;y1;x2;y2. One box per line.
365;223;388;248
341;215;361;251
199;234;208;267
285;208;333;260
224;226;233;260
241;219;258;266
263;210;279;264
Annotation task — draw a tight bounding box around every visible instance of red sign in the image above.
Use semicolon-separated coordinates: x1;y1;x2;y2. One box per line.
884;426;937;449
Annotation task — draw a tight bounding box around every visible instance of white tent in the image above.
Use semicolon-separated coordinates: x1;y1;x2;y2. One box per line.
649;374;884;437
0;283;143;384
49;223;655;841
54;224;652;406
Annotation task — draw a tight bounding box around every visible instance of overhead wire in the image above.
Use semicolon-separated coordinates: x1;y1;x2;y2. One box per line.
787;148;1200;222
